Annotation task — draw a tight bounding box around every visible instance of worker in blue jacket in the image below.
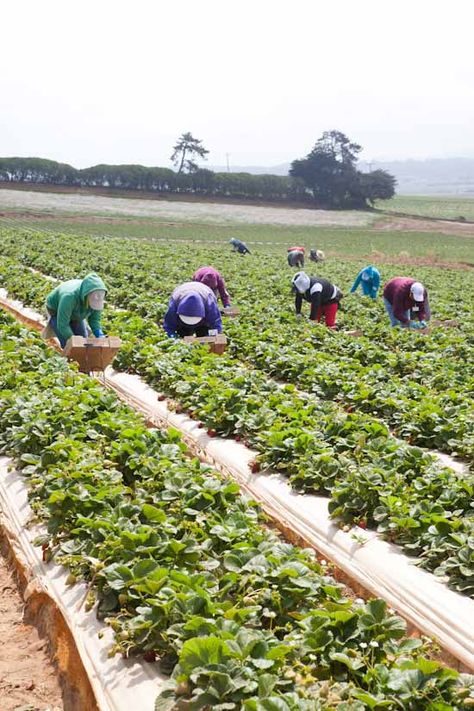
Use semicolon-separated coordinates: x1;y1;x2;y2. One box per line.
350;265;380;300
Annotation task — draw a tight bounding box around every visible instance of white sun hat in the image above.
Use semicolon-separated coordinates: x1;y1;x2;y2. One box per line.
292;272;311;293
88;289;106;310
410;282;425;302
179;314;202;325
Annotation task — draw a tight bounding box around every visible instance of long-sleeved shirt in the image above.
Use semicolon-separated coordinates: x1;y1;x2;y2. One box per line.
383;277;430;324
230;238;251;254
294;277;342;320
46;273;107;343
350;266;380;298
193;266;231;307
163;282;223;336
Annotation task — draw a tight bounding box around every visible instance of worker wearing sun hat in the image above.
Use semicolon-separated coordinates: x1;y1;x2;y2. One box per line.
163;281;223;338
382;277;431;328
45;273;107;348
291;271;343;329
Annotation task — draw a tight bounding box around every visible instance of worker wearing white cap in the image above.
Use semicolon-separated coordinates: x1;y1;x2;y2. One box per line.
382;277;430;328
163;282;223;338
292;272;343;329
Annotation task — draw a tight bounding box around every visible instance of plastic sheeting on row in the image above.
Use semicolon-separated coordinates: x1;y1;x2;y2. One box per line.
1;288;473;671
105;368;474;672
0;457;166;711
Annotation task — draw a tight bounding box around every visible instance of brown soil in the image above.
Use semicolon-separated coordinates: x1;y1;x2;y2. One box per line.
373;215;474;237
0;552;63;711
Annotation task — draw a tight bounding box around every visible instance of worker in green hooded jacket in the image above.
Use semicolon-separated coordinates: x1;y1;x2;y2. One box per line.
45;273;107;348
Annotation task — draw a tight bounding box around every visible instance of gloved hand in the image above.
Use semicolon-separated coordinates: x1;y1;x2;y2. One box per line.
168;333;179;339
409;321;425;330
419;320;427;329
296;313;303;319
224;304;232;309
93;329;106;338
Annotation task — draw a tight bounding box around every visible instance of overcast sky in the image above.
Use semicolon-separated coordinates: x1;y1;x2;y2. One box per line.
1;0;473;169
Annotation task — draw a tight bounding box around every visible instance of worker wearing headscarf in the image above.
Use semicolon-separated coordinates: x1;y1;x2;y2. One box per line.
229;238;251;255
383;277;430;328
163;282;223;338
292;272;343;329
350;265;381;299
287;246;305;268
45;273;107;348
192;266;231;308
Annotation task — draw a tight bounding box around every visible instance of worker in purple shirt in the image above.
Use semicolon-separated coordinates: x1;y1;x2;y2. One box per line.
163;282;223;338
192;266;231;308
383;277;431;328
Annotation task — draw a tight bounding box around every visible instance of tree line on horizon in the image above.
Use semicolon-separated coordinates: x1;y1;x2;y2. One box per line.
0;131;396;209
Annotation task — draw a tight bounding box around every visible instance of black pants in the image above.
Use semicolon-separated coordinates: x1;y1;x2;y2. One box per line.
176;322;209;338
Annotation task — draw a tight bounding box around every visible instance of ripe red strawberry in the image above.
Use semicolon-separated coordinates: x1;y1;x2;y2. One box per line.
207;428;217;437
143;650;156;663
157;394;166;401
250;460;261;473
235;435;242;442
197;422;204;428
358;519;367;529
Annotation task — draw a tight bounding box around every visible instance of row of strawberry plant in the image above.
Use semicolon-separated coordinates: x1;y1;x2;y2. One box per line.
2;311;473;709
0;256;473;597
2;228;472;462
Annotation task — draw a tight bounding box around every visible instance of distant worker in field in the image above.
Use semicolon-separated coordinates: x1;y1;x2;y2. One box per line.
287;246;305;268
44;273;107;348
310;248;325;263
292;271;343;329
383;277;430;328
350;265;381;300
192;266;232;309
163;282;223;338
229;237;251;255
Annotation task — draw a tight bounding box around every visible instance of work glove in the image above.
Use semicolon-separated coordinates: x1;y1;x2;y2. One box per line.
168;333;179;339
93;329;106;338
409;321;425;330
296;313;303;319
224;304;232;309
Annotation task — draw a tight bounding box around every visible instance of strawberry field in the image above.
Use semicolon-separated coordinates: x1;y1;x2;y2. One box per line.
0;222;474;709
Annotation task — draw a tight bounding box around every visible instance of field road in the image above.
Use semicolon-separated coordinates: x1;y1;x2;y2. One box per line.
0;188;374;227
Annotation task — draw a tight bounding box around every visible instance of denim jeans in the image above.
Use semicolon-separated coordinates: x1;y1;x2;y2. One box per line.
383;298;409;327
48;315;88;348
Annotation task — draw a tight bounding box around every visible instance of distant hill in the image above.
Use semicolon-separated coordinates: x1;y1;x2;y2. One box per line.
209;158;474;195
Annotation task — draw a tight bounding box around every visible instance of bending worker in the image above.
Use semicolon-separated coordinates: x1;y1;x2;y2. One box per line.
292;271;343;329
350;265;381;299
287;246;305;268
163;281;223;338
229;238;251;255
383;277;430;328
45;273;107;348
193;266;231;308
310;248;325;263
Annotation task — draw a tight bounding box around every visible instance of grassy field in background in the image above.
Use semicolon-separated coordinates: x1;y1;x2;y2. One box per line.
1;213;473;262
378;194;474;221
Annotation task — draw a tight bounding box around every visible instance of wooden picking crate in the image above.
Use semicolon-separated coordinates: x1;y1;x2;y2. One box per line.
220;307;240;318
64;336;122;373
183;334;227;355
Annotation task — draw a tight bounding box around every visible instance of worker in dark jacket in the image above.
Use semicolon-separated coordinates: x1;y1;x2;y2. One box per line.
229;238;251;255
310;249;325;263
383;277;430;328
193;266;231;308
287;246;305;268
351;265;381;299
163;282;223;338
45;273;107;348
292;272;343;329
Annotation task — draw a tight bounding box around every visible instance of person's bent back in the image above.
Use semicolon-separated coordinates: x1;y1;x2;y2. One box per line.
45;273;107;348
164;281;223;338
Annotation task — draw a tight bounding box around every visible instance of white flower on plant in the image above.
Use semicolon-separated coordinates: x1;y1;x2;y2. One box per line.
369;640;380;648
